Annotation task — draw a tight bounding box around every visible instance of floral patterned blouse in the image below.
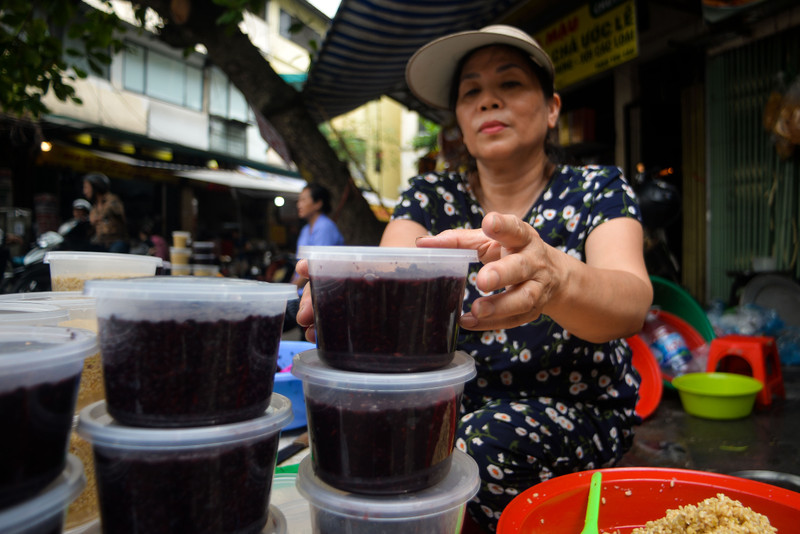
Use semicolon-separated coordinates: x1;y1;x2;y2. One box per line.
391;165;642;412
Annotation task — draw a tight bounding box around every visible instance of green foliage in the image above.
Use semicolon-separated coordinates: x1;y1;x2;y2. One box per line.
212;0;263;28
411;118;440;152
320;124;366;167
0;0;130;118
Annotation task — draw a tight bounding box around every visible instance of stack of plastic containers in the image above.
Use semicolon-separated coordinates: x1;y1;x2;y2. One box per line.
292;246;481;533
170;231;192;276
77;277;297;533
41;252;164;533
0;292;102;532
0;325;97;534
191;241;220;276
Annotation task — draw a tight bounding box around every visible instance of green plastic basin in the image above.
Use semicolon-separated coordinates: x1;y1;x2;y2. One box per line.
672;372;763;420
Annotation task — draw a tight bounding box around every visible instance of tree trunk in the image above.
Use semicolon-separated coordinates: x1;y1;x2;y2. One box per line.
142;0;385;245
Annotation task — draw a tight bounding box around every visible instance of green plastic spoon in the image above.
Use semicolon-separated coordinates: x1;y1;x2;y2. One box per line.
580;471;603;534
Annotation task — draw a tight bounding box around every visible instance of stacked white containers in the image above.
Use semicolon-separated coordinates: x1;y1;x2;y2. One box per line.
293;246;481;533
77;277;297;534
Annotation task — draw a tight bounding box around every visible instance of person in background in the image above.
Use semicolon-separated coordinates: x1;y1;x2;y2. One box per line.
292;183;344;286
58;198;95;251
295;25;652;533
131;217;169;262
284;183;345;332
83;172;129;253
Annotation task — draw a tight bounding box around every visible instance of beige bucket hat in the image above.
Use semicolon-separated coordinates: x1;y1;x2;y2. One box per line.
405;25;555;110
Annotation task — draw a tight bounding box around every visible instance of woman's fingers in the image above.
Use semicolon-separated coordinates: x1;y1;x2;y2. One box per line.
295;273;317;342
460;281;544;330
416;229;500;262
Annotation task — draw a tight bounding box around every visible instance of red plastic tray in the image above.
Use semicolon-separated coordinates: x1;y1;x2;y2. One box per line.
497;467;800;534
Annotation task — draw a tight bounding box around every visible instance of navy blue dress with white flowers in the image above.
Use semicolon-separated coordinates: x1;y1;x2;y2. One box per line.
392;165;642;532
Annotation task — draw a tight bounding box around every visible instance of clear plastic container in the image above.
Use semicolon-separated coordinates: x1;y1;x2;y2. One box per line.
0;326;97;509
299;246;477;372
0;454;86;534
169;246;192;265
84;277;297;427
77;395;292;534
44;251;163;291
0;292;103;530
291;350;476;494
296;450;479;533
171;231;191;249
170;264;192;276
263;505;287;534
0;301;68;326
271;467;312;534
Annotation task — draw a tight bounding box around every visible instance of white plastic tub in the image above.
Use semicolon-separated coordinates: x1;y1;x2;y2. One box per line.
77;394;292;534
0;326;97;509
296;450;479;533
44;251;163;291
299;246;477;372
0;454;86;534
0;301;68;326
292;350;475;494
84;277;296;427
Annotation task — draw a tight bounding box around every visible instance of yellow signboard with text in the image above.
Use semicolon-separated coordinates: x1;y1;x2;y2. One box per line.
535;0;638;89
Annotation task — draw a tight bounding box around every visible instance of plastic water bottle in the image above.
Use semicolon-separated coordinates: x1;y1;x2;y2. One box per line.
641;311;694;377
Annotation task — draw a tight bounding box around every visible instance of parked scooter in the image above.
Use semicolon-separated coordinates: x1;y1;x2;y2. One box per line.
0;231;63;293
633;164;682;282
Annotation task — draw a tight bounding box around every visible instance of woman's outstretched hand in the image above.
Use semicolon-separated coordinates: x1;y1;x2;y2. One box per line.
416;212;564;331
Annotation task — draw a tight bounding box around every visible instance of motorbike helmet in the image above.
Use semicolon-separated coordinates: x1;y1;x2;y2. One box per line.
72;198;92;212
83;172;110;194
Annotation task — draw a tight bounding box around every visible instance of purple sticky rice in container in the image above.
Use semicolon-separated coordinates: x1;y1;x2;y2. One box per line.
84;277;296;427
0;326;96;509
77;394;292;534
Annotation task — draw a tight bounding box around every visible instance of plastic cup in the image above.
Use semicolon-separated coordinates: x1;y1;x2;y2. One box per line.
291;350;476;494
169;247;192;265
77;395;292;534
0;326;97;508
296;450;479;533
172;231;190;248
44;251;163;291
299;246;477;372
84;277;297;427
0;301;68;326
0;454;86;534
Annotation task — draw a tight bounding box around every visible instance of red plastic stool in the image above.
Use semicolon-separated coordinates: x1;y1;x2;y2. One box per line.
705;334;785;407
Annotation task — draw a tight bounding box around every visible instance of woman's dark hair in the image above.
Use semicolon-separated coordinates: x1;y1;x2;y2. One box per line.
83;172;110;194
305;183;333;214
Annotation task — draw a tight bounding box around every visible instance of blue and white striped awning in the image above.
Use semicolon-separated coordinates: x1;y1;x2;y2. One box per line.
303;0;528;123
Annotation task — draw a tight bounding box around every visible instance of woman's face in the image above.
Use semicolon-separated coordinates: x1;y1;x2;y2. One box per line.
454;45;560;165
82;180;93;200
297;188;321;219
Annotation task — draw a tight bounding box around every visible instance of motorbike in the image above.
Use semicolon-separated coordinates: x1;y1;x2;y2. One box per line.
0;231;63;293
632;164;682;282
0;216;98;293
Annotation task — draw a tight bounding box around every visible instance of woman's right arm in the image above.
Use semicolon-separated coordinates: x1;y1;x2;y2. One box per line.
379;219;429;247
